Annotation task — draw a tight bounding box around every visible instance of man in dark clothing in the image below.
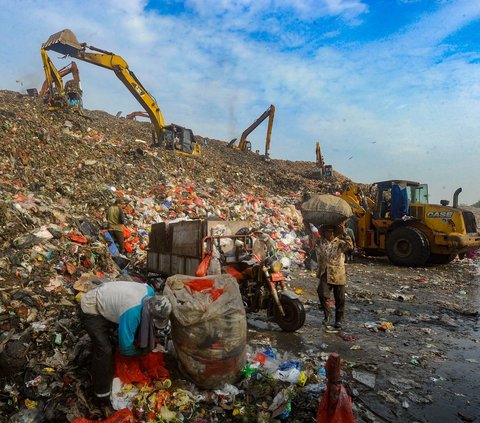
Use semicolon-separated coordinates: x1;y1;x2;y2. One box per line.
106;198;126;254
315;224;354;329
80;281;171;399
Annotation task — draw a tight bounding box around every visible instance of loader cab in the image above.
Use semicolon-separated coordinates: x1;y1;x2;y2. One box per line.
373;180;428;220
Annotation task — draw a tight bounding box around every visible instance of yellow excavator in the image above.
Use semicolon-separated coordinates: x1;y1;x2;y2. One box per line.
40;48;82;110
229;104;275;158
340;181;480;266
42;29;200;156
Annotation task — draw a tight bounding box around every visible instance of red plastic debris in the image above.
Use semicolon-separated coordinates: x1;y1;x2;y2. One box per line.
195;254;212;277
68;232;88;244
317;353;355;423
72;408;135;423
114;351;169;384
122;225;132;239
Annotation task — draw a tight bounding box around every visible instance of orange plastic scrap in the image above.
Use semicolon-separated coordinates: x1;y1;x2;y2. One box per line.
224;265;244;282
114;351;169;385
68;232;88;244
72;408;135;423
184;278;224;301
140;351;170;381
184;278;215;291
122;225;132;239
209;288;224;301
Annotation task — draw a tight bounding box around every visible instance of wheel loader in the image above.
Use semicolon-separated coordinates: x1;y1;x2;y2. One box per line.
340;181;480;266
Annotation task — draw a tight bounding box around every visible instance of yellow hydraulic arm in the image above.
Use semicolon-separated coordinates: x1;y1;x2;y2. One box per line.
237;104;275;156
40;53;80;97
42;29;166;145
40;48;64;102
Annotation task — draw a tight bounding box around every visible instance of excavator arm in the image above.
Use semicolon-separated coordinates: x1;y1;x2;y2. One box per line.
40;48;65;106
237;104;275;156
126;111;149;120
42;29;166;145
40;57;80;97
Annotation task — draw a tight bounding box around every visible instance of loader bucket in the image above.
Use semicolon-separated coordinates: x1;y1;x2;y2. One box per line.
42;29;83;56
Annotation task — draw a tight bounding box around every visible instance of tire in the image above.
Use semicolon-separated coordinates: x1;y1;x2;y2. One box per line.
427;253;456;265
386;227;430;267
274;296;306;332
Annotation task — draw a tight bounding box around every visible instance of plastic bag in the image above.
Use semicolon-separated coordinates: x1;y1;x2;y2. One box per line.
317;384;355;423
165;274;247;389
195;254;212;277
122;225;132;240
68;232;88;244
114;350;169;384
110;377;138;410
72;408;134;423
317;353;355;423
8;409;45;423
207;257;222;275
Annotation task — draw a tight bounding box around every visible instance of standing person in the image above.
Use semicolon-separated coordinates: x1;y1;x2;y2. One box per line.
316;224;354;329
80;281;172;401
345;225;356;263
107;198;126;254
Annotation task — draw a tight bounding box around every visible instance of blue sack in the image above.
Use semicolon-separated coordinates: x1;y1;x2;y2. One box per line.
103;231;120;257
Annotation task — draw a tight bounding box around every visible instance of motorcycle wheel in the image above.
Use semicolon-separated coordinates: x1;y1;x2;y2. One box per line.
274;296;306;332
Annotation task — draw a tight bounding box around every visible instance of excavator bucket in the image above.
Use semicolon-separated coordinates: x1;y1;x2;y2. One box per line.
42;29;83;56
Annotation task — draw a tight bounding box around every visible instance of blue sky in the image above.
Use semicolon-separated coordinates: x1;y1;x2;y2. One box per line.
1;0;480;204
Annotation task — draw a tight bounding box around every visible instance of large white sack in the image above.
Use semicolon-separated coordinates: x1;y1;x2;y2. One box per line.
301;194;352;227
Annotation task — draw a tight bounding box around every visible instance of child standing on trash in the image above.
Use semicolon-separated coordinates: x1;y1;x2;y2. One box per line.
106;198;127;254
315;223;353;329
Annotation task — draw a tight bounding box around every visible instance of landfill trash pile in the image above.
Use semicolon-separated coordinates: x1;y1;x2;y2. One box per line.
0;89;355;421
0;89;352;286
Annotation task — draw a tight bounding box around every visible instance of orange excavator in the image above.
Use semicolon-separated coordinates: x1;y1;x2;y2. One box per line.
229;104;275;158
40;48;82;109
316;141;325;176
126;111;149;120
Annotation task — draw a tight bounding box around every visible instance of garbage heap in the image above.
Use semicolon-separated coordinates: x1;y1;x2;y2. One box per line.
0;89;351;421
0;89;352;285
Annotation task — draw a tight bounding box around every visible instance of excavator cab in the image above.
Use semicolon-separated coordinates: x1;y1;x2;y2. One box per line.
163;124;200;156
64;79;83;108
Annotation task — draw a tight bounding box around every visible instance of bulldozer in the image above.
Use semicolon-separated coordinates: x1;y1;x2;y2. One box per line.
228;104;275;159
42;29;200;156
340;181;480;266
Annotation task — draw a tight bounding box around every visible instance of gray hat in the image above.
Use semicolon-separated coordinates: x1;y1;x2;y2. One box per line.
146;295;172;329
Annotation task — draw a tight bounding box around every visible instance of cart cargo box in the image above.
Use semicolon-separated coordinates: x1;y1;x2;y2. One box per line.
147;219;250;276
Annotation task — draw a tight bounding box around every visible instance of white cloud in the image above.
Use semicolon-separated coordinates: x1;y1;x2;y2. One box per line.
0;0;479;203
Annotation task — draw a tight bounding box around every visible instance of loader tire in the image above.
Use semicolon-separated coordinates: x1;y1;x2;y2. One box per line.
386;227;430;267
427;253;456;265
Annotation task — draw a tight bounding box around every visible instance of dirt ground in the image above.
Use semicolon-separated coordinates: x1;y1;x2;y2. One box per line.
248;255;480;423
